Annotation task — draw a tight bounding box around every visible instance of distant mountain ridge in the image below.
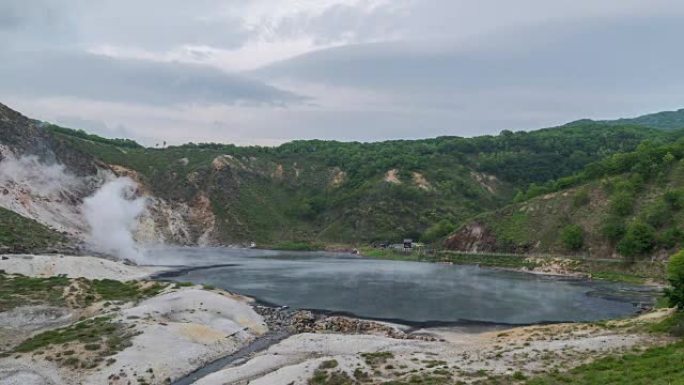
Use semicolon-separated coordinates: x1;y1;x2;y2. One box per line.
568;108;684;131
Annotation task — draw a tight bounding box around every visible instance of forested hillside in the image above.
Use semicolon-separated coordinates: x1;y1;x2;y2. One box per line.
3;101;682;247
569;108;684;131
446;136;684;259
45;115;673;245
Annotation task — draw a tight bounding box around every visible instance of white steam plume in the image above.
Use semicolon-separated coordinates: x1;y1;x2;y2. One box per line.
0;154;80;195
82;177;147;261
0;153;87;234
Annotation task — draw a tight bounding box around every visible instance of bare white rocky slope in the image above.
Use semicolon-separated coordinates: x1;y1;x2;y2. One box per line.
0;254;163;280
0;144;217;251
0;255;266;385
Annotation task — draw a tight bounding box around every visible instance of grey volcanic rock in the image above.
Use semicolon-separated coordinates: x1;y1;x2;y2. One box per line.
0;368;55;385
0;306;73;331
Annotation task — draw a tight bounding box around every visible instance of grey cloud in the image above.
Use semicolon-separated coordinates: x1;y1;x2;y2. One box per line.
0;0;250;51
0;50;307;106
0;0;76;48
0;0;62;30
3;0;684;145
76;0;250;50
269;2;405;45
254;16;684;94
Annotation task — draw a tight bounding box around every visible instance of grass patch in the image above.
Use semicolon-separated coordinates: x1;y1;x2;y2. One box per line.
0;207;66;251
526;340;684;385
13;316;134;354
0;274;69;311
89;279;166;302
319;359;339;369
654;295;671;309
361;351;394;367
382;373;453;385
0;274;168;312
271;241;325;251
589;271;646;284
649;311;684;336
308;369;354;385
436;251;539;269
360;247;425;261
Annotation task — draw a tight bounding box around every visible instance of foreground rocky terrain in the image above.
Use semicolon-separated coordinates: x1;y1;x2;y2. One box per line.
0;254;677;385
0;255;267;385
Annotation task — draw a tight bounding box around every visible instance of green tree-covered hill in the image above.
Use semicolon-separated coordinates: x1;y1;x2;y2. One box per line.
3;101;682;247
45;115;674;245
569;108;684;131
446;137;684;259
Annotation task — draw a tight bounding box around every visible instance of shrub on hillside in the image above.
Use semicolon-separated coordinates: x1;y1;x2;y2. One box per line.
421;220;455;243
642;200;672;229
617;220;656;259
609;191;635;217
659;228;684;249
601;216;626;243
665;250;684;309
561;224;584;251
664;189;684;210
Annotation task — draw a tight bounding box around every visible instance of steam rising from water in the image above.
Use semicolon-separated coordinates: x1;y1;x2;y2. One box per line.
82;177;147;261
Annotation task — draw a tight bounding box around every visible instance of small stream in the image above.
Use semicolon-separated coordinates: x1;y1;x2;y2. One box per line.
171;329;291;385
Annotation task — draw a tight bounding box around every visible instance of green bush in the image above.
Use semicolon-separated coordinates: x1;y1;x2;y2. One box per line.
665;250;684;309
617;221;656;259
642;200;672;228
421;219;455;243
664;189;684;210
659;228;683;249
609;191;635;217
561;224;584;251
601;216;626;243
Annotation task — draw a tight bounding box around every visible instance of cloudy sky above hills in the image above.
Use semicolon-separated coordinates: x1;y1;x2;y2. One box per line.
2;0;684;145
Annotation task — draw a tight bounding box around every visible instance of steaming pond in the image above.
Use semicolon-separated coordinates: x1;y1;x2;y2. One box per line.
148;247;656;325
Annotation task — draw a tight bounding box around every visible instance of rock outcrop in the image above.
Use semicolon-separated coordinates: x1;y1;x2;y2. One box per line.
444;222;500;252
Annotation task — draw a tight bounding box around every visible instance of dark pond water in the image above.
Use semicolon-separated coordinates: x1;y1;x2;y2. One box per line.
147;247;655;325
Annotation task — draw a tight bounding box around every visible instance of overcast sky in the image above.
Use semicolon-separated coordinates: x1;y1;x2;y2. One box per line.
2;0;684;146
